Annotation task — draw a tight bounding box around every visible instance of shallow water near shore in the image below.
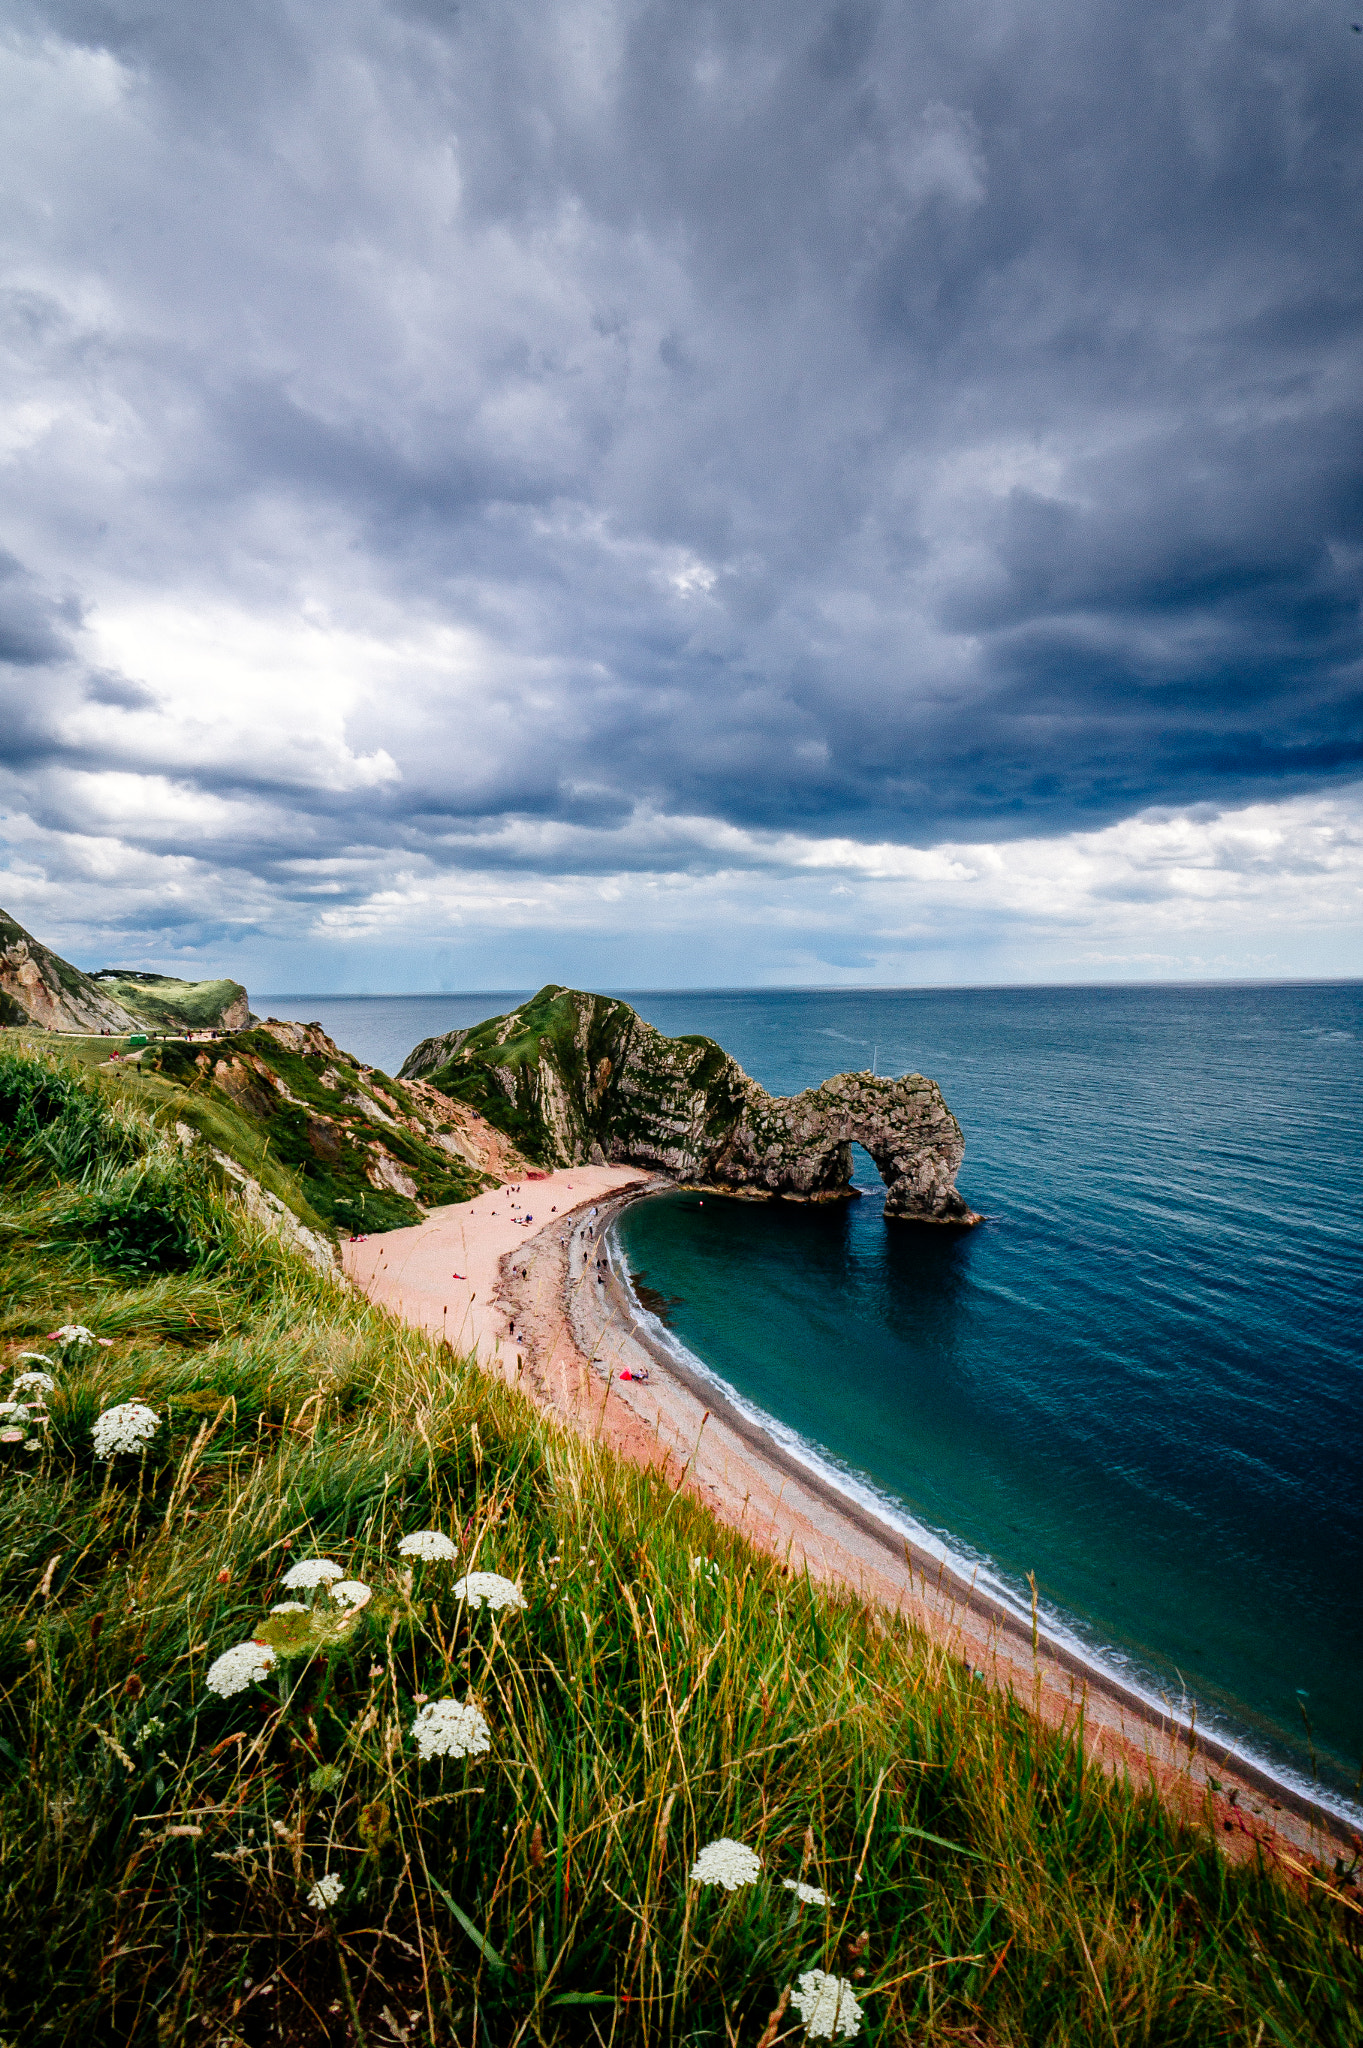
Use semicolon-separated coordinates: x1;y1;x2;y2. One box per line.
267;981;1362;1813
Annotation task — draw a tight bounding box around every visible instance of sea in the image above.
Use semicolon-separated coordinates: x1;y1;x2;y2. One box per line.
262;982;1363;1816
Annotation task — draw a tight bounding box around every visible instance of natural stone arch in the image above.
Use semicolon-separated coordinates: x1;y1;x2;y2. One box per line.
404;986;980;1225
709;1069;979;1223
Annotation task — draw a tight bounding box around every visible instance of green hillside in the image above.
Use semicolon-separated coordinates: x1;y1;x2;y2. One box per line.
0;1034;1355;2044
90;969;251;1032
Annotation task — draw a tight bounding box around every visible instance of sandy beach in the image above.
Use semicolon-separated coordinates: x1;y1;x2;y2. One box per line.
344;1170;1351;1866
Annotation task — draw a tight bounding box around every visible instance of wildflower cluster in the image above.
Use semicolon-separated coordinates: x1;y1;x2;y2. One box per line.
205;1641;277;1697
397;1529;458;1561
690;1838;852;2019
331;1580;372;1610
453;1571;527;1612
793;1970;863;2040
782;1878;829;1906
192;1526;521;1915
281;1557;344;1591
1;1352;55;1455
410;1699;491;1761
91;1401;161;1460
690;1837;763;1890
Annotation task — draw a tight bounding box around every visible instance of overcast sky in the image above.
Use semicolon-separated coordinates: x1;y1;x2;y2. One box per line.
2;0;1361;992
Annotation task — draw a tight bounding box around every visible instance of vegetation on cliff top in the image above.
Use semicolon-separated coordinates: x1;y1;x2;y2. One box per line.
0;1034;1357;2044
90;967;251;1033
1;1017;505;1238
402;983;745;1169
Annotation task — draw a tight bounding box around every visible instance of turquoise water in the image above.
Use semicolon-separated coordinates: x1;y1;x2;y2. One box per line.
267;982;1363;1809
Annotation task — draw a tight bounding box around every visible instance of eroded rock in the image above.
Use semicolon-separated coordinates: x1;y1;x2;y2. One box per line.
403;986;979;1223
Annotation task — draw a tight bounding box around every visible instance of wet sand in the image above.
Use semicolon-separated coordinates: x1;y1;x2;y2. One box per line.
344;1171;1352;1866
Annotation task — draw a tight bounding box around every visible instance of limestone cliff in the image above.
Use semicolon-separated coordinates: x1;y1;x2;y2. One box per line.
0;909;141;1032
133;1018;531;1234
401;985;979;1223
0;908;254;1035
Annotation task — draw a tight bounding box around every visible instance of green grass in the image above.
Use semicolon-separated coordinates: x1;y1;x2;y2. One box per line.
89;971;248;1033
0;1039;1357;2045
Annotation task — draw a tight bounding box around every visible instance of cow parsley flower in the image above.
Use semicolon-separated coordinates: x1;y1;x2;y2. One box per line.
0;1402;30;1423
452;1572;527;1612
205;1640;276;1697
0;1428;23;1446
270;1600;308;1614
410;1698;491;1761
280;1558;344;1590
92;1401;161;1459
690;1838;762;1889
330;1580;372;1610
792;1971;863;2040
12;1370;54;1394
397;1529;458;1561
16;1352;54;1366
782;1878;829;1906
306;1872;344;1911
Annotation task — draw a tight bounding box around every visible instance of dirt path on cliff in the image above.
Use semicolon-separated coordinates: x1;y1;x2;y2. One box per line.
345;1175;1352;1870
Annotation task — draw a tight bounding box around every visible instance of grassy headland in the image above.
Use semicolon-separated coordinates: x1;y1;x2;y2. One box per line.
0;1039;1357;2045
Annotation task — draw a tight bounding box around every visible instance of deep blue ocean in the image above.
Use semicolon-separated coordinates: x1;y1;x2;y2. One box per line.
263;983;1363;1812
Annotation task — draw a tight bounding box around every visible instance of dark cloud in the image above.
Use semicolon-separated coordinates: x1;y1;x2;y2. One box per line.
1;0;1361;908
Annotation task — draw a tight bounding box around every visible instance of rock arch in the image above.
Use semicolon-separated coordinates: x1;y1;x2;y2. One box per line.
709;1069;980;1223
404;986;980;1225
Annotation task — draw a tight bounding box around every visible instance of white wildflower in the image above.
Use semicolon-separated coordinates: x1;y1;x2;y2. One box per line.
397;1529;458;1562
92;1401;161;1458
330;1580;372;1610
782;1878;829;1907
16;1352;53;1366
270;1600;309;1614
410;1698;491;1761
0;1428;23;1446
12;1369;54;1394
689;1838;762;1890
0;1402;30;1422
792;1971;863;2040
23;1440;40;1453
452;1572;527;1612
51;1325;95;1345
280;1557;344;1590
205;1640;276;1697
306;1872;344;1911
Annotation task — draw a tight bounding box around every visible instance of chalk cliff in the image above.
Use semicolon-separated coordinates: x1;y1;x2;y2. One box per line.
0;909;254;1035
402;985;979;1222
0;909;141;1032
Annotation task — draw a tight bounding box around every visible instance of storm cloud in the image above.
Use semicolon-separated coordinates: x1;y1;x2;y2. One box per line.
1;0;1360;982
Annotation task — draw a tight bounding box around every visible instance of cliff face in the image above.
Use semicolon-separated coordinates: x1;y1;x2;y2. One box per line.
402;985;979;1222
0;910;141;1032
133;1018;530;1234
0;910;255;1035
